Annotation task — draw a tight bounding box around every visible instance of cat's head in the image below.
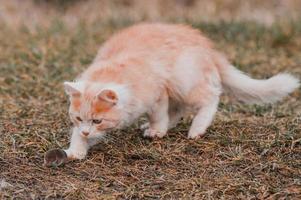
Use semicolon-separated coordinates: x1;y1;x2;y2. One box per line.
64;81;130;138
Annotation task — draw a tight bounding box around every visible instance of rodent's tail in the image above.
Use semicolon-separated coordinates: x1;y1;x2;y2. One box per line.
217;57;299;104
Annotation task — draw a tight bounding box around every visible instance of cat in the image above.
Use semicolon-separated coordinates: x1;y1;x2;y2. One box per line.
44;23;299;166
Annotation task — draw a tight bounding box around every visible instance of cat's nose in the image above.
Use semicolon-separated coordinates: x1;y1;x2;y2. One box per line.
82;131;89;136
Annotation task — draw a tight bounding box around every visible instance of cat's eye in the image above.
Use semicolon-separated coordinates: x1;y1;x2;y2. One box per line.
92;119;102;124
76;116;82;122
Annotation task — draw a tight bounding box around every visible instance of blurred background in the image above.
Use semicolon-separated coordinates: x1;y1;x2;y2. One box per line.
1;0;301;29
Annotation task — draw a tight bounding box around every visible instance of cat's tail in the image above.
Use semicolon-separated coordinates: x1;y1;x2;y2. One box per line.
218;58;299;104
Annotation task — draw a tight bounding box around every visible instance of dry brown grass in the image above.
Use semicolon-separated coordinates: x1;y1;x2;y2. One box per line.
0;1;301;199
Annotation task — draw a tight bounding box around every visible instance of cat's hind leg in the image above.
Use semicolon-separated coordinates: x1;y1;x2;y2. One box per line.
188;95;219;139
143;92;169;138
168;100;186;129
141;100;186;131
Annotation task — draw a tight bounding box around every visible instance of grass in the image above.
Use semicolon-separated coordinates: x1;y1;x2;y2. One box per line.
0;20;301;199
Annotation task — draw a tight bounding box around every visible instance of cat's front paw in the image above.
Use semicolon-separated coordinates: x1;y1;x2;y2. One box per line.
143;128;166;138
44;149;67;167
64;148;87;160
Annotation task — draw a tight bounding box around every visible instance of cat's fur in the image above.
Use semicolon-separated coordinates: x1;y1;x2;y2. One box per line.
62;23;299;159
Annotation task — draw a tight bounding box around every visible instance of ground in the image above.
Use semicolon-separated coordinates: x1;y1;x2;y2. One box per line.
0;12;301;200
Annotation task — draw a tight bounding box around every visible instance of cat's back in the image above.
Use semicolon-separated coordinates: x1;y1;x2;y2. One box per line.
95;23;213;60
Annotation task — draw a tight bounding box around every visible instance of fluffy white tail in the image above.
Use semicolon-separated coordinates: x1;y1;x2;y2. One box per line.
220;65;300;104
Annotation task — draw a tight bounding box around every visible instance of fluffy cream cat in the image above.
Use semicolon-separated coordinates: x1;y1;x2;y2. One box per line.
44;23;299;166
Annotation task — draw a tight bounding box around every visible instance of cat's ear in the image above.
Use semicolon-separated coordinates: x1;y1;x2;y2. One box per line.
64;81;85;97
97;89;118;105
